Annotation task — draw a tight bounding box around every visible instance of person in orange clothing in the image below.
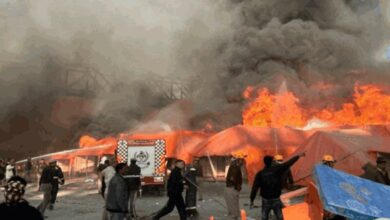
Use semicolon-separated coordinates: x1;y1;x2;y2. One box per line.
305;155;345;220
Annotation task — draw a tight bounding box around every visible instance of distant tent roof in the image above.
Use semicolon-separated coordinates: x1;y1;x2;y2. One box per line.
195;125;311;156
123;130;210;162
291;129;390;183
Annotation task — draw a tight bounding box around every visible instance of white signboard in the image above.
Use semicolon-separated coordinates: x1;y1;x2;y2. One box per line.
127;146;155;176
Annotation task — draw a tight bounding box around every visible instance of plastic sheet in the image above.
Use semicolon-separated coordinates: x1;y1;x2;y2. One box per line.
314;165;390;220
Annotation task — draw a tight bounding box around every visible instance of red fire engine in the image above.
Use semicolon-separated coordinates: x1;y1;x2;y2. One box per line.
116;138;167;186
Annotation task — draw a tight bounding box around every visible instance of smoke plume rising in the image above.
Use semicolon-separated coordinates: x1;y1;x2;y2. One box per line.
0;0;389;158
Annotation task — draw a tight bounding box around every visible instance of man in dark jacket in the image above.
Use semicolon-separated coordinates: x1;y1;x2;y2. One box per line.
124;158;141;219
185;166;198;217
250;153;305;220
37;164;54;216
36;159;46;191
224;157;244;220
0;176;43;220
273;155;294;191
154;159;187;220
362;157;390;186
106;163;129;220
25;157;33;183
0;159;5;185
49;161;65;210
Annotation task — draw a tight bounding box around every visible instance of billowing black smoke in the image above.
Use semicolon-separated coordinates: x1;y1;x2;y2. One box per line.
219;0;389;108
0;0;388;159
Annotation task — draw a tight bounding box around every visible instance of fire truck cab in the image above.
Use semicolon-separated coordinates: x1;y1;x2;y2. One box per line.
116;138;167;186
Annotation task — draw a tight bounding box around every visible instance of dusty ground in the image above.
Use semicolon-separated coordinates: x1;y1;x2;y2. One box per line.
1;177;260;220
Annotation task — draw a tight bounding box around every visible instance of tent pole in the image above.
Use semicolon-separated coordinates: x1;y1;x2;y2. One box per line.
273;128;279;154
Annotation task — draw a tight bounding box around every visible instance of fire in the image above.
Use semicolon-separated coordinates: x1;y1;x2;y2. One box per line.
318;84;390;125
79;135;117;148
242;88;307;127
243;86;255;99
243;84;390;127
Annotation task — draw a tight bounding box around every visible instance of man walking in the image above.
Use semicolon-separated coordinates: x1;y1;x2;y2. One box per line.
124;158;141;219
100;159;116;198
100;159;116;220
49;161;64;210
5;159;16;182
36;159;47;191
153;159;187;220
37;162;54;216
97;156;109;196
25;157;33;183
250;152;305;220
106;163;129;220
224;157;244;220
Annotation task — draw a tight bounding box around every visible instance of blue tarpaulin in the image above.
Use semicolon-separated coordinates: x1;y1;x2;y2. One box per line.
313;165;390;220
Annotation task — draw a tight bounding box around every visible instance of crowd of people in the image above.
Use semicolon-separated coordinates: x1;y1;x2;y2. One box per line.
98;158;142;220
0;153;388;220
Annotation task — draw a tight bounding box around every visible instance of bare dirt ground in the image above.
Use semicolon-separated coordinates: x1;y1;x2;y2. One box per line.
1;178;260;220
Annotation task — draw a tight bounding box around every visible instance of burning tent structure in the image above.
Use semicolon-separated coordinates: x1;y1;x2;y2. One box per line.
291;128;390;184
193;125;312;181
17;130;209;177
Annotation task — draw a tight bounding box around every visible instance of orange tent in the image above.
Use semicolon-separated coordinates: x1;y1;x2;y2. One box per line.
121;130;210;163
291;128;390;184
194;125;311;183
283;202;311;220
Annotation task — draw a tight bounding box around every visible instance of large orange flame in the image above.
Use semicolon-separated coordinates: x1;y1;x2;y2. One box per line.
79;135;117;148
242;87;307;127
318;84;390;125
243;84;390;127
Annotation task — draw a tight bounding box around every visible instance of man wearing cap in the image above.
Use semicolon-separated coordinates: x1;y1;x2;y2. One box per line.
273;155;294;191
321;155;345;220
124;158;141;219
250;152;305;220
322;155;335;168
0;176;43;220
224;157;244;220
49;160;64;210
306;155;346;220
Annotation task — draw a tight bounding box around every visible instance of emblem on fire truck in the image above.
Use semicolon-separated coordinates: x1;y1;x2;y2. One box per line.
134;151;150;168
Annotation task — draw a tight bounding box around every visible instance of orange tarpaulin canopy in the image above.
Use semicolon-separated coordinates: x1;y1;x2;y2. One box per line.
122;131;210;163
291;129;390;184
283;202;311;220
194;125;311;183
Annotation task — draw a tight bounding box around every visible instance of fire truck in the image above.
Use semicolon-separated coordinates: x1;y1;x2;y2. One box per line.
116;138;167;187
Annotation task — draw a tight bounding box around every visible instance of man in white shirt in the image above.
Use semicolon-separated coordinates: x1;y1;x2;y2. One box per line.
5;159;16;181
100;160;116;220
